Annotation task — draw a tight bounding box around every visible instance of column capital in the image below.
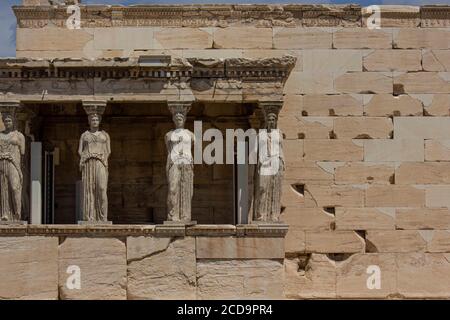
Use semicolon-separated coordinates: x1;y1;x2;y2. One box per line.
82;100;107;116
167;100;193;116
0;101;22;116
258;100;283;116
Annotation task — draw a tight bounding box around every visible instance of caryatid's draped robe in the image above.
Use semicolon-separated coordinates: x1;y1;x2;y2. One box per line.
79;130;110;222
254;129;285;222
0;130;25;221
165;128;195;222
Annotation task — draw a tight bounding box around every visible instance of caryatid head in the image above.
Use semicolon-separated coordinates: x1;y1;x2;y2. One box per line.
0;102;20;133
168;102;192;130
82;101;106;131
261;102;282;131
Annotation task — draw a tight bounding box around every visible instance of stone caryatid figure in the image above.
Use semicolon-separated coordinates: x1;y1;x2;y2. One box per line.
165;101;195;223
78;101;111;223
253;101;285;223
0;102;25;223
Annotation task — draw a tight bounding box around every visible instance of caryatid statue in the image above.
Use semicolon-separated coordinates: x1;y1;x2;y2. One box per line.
165;101;195;223
253;101;285;223
0;102;25;223
78;101;111;223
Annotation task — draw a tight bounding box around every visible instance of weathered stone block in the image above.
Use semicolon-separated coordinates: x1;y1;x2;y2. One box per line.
196;237;284;259
427;231;450;253
336;208;395;230
214;27;272;49
336;253;397;298
284;254;336;299
366;231;427;253
366;185;425;207
273;28;332;49
394;117;450;139
425;140;450;161
363;94;423;116
302;94;363;116
0;237;58;300
304;140;363;161
305;185;364;207
396;208;450;230
335;162;394;185
59;237;126;300
305;231;365;253
334;29;392;49
394;29;450;49
423;94;450;116
127;237;196;300
302;49;362;73
298;117;333;139
335;72;393;94
154;28;213;49
197;259;284;299
396;162;450;184
285;227;306;254
93;27;153;50
334;117;393;139
423;50;450;71
394;72;450;94
397;253;450;298
282;207;334;231
364;139;424;161
425;186;450;208
363;50;421;71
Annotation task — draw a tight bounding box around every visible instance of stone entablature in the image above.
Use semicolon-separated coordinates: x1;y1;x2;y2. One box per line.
0;56;296;103
13;4;450;28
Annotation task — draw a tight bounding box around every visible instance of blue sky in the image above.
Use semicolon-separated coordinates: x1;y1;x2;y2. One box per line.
0;0;447;56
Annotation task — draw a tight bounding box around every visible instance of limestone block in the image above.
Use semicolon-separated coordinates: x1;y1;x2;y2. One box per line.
394;29;450;49
0;237;58;300
305;231;365;253
397;253;450;298
394;117;450;139
362;5;420;28
213;27;272;49
297;71;335;94
183;49;243;59
423;94;450;116
334;117;393;139
127;237;196;300
422;50;450;71
284;254;336;299
302;94;363;116
333;29;392;49
396;162;450;184
278;115;301;139
280;139;303;165
302;49;362;73
305;185;364;207
298;117;333;139
280;95;302;117
425;186;450;208
197;259;284;299
59;237;127;300
154;28;213;49
304;140;363;161
16;27;93;52
196;237;284;259
396;208;450;230
285;227;306;254
364;139;424;161
273;28;332;49
425;140;450;161
281;182;305;207
427;231;450;253
335;72;393;94
363;50;421;71
93;27;153;50
336;253;397;298
394;72;450;94
241;49;303;71
363;94;423;116
366;230;427;253
366;185;425;207
282;207;334;231
336;207;395;230
335;162;394;185
283;162;333;181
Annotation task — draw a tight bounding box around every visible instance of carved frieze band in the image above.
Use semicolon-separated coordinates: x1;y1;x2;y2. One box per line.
13;4;450;28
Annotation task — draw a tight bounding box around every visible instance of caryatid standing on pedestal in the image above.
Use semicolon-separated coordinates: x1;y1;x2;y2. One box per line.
165;101;195;223
253;101;285;223
0;102;25;223
78;101;111;223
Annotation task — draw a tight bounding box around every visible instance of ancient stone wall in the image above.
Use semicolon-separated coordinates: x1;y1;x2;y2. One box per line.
9;4;450;298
